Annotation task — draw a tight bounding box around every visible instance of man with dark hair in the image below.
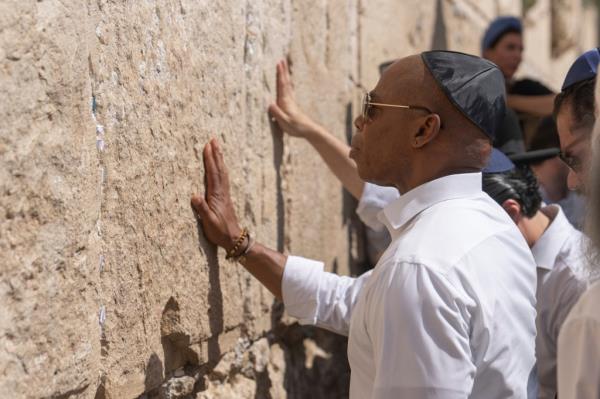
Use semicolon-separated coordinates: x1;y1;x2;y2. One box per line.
191;52;537;398
556;49;600;398
553;48;600;192
482;162;586;399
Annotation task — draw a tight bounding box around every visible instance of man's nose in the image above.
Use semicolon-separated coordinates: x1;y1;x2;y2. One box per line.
567;168;581;191
354;115;364;131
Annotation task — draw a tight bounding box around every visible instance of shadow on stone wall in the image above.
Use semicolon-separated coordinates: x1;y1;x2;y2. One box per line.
271;116;286;254
279;325;350;399
431;0;448;51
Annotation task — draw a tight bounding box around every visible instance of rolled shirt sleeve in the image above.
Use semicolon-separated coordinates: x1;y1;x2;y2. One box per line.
356;183;399;232
281;256;371;336
367;262;474;399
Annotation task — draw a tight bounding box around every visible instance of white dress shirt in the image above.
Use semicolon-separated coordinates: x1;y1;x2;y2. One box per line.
357;184;588;398
531;205;587;399
557;280;600;398
282;173;537;399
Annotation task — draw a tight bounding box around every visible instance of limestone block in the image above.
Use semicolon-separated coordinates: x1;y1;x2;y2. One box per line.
0;1;101;398
359;0;437;90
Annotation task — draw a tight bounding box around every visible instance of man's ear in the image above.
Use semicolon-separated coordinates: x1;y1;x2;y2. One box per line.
412;114;442;148
501;198;522;223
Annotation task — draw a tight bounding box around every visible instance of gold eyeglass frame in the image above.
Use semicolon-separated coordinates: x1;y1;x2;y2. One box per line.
362;92;433;121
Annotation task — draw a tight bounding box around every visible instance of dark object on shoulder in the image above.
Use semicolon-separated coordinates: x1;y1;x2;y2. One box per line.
509;78;554;96
483;148;515;174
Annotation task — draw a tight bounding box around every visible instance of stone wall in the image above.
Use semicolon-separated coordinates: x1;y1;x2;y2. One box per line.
0;1;596;398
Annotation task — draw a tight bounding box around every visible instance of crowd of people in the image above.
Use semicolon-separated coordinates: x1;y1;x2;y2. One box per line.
189;16;600;399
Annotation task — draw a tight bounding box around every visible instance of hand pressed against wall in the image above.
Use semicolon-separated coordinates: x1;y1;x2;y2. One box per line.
191;139;242;253
190;139;287;300
268;59;321;138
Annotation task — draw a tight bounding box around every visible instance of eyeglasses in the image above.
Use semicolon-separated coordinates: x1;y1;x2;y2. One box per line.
559;132;591;173
361;92;432;121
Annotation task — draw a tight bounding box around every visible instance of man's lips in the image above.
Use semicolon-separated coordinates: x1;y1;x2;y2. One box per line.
349;147;359;159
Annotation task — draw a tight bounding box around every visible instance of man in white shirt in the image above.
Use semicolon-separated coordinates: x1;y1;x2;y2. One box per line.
554;49;600;398
191;51;537;398
353;156;587;399
479;164;587;398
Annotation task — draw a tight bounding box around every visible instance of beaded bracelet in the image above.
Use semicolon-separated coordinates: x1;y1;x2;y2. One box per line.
237;236;256;264
226;228;249;260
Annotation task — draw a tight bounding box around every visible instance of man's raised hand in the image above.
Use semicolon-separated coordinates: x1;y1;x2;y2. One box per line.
191;139;242;253
268;59;321;138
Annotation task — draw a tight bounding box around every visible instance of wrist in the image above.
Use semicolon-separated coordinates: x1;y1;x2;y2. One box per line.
225;228;249;260
224;227;243;253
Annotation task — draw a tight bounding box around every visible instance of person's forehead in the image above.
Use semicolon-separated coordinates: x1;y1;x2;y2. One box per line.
489;33;523;53
372;58;422;100
556;105;591;150
499;31;522;43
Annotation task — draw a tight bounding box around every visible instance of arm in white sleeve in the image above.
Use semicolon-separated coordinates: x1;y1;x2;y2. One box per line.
367;262;474;399
281;255;371;336
356;183;399;232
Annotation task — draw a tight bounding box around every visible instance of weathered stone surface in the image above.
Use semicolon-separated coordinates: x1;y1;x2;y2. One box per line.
0;1;596;398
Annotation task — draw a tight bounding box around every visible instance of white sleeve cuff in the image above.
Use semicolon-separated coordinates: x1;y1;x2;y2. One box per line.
282;255;325;325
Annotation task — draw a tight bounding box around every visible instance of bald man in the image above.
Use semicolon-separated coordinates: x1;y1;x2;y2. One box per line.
191;52;537;398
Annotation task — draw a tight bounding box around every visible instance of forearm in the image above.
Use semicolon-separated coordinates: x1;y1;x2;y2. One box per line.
306;125;364;199
239;242;286;300
507;94;556;117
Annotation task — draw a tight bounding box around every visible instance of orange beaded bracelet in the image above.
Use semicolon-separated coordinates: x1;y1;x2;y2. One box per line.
226;228;249;260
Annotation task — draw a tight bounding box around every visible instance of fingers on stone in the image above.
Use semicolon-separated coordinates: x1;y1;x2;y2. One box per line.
282;59;291;87
191;194;209;216
203;141;220;192
268;103;288;123
276;62;285;97
212;140;228;178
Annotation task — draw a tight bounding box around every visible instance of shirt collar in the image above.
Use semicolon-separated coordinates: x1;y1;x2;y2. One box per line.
531;205;574;270
381;173;483;231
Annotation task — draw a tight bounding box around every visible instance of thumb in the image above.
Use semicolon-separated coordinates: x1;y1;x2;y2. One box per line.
191;194;211;218
268;103;289;124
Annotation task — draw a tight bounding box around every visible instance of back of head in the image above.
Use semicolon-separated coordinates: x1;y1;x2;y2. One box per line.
419;51;506;169
554;78;596;128
554;48;600;127
483;165;542;218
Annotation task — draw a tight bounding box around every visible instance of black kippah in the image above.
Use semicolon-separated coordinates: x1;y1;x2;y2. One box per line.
421;50;506;140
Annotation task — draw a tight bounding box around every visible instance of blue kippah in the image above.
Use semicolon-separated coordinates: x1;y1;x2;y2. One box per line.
483;148;515;174
481;16;522;52
561;48;600;91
